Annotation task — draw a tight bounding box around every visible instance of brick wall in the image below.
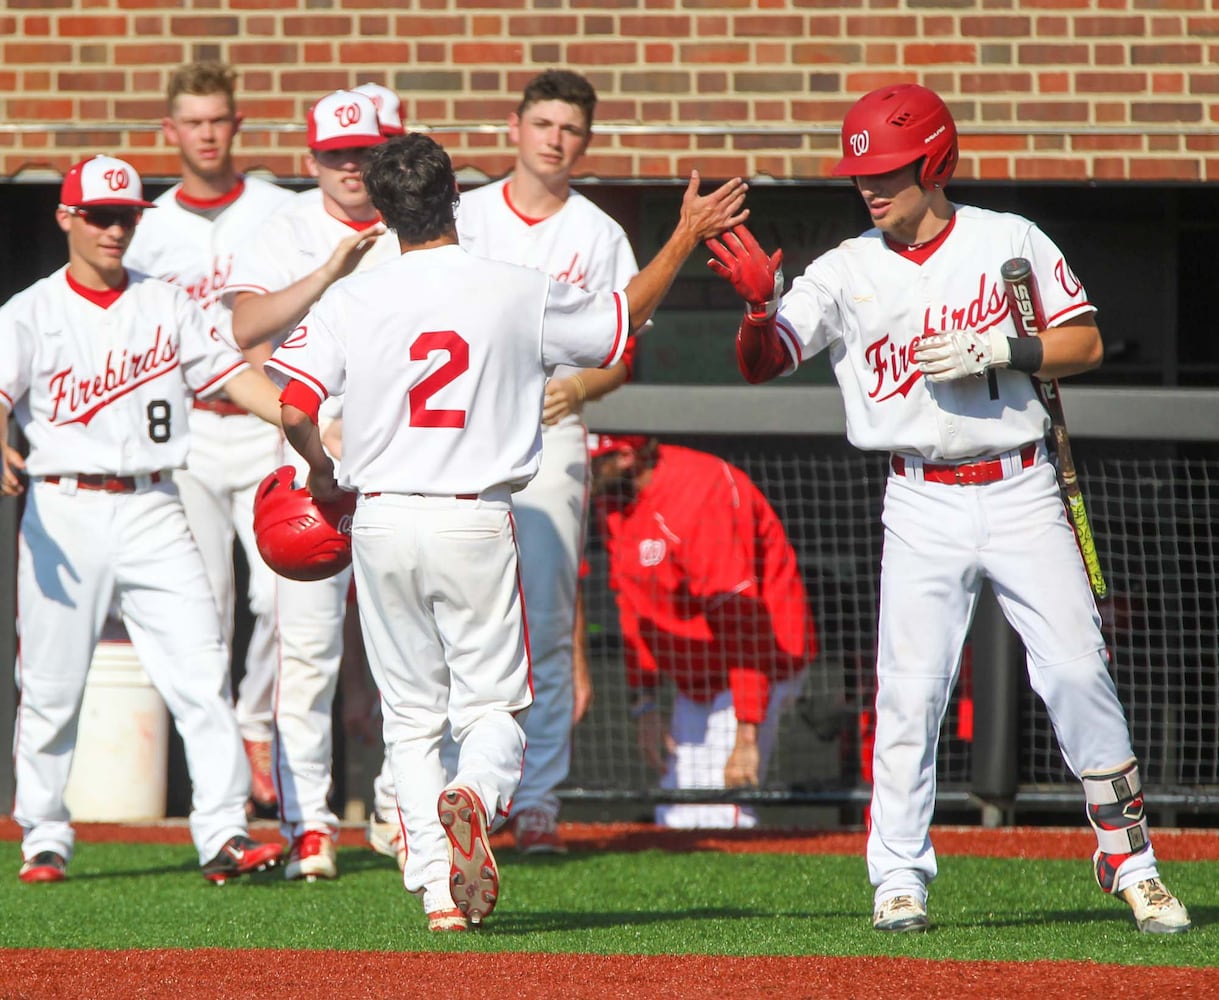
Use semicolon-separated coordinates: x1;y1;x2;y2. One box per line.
2;0;1217;183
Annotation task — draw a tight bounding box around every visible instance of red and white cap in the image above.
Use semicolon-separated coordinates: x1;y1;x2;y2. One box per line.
588;432;650;459
306;90;386;152
352;82;406;137
60;154;156;209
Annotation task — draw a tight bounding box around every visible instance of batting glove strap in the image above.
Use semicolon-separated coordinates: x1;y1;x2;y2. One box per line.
746;264;784;322
1006;333;1044;374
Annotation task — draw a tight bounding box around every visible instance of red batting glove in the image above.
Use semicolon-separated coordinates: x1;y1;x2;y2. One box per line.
706;224;784;320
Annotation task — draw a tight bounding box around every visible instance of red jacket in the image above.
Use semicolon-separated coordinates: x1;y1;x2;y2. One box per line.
595;445;817;724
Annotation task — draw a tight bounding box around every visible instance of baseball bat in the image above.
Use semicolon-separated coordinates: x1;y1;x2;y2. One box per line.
1000;257;1108;600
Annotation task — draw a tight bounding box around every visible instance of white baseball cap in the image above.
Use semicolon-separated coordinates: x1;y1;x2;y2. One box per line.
60;154;156;208
353;82;406;137
306;90;385;151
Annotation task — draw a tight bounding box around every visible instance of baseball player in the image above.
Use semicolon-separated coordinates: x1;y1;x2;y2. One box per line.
706;83;1191;935
124;61;296;814
588;434;816;828
353;82;407;138
223;89;399;883
264;133;747;930
455;69;641;853
0;155;284;885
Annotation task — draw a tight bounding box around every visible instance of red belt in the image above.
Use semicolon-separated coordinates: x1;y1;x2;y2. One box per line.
891;444;1037;486
193;397;248;417
44;472;165;493
364;492;480;500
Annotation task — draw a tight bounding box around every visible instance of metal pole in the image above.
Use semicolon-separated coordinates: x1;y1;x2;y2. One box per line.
0;423;19;813
969;583;1022;817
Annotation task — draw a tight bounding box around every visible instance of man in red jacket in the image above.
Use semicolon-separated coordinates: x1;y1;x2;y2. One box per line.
588;433;817;827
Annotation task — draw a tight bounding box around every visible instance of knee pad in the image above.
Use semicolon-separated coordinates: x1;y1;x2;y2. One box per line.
1082;758;1150;893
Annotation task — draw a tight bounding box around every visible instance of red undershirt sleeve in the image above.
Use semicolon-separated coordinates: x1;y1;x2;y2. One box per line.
736;315;789;384
279;379;321;423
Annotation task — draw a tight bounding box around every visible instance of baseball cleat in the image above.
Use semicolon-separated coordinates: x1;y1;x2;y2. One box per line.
367;812;407;872
872;894;930;933
1121;878;1192;934
201;835;283;885
427;907;469;932
438;785;499;927
512;807;567;855
19;851;67;884
285;829;338;882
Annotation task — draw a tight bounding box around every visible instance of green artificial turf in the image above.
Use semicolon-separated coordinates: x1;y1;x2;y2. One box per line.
0;841;1213;965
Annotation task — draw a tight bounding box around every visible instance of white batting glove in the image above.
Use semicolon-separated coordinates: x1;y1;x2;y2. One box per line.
914;328;1012;382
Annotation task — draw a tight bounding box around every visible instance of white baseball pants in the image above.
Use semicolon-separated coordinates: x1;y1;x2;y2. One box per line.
351;491;530;901
14;480;250;865
174;409;281;744
656;671;807;829
509;419;588;819
867;455;1160;904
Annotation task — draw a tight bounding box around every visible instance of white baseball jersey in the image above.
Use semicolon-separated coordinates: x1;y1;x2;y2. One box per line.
265;243;629;494
0;268;249;475
126;175;296;342
457;178;639;391
223;188;400;337
776;205;1094;461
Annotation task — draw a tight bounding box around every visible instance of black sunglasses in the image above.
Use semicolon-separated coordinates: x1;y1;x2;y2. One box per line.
68;206;143;229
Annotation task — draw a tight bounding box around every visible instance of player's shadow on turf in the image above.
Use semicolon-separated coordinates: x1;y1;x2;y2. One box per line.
488;907;760;934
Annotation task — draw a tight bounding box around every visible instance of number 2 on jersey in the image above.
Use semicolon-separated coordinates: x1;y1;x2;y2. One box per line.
409;330;468;428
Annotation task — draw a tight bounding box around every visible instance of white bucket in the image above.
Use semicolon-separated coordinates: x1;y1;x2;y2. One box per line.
63;639;170;821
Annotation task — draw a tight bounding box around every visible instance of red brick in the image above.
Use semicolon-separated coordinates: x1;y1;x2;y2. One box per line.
566;42;638;64
1151;15;1184;36
733;15;806;35
1075;72;1148;94
1132;43;1203;65
1015;101;1090;122
959;72;1033;93
1073;15;1145;36
1131;101;1203;122
844;14;916;35
471;14;501;35
280;71;352;95
1014;157;1090;179
55;15;128;36
171;15;238;35
1039;72;1071;93
114;44;184;66
1130;158;1199;181
621;14;691;35
303;43;332;64
792;42;863;64
282;16;353;37
452;42;524;64
5;42;74;63
508;14;577;33
8;98;75;120
392;14;467;35
959;15;1032;37
1152;72;1186;94
1073;134;1142;152
1016;44;1089;64
677;99;749;120
337;42;412;62
645;43;676;62
230;43;300;63
904;43;976;65
1188;16;1219;35
679;43;751;64
23;15;51;34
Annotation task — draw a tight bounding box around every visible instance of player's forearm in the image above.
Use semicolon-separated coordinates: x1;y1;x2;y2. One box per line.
231;271;334;349
281;404;330;474
575;361;629;403
1035;316;1104;380
219;368;283;427
737;316;789;384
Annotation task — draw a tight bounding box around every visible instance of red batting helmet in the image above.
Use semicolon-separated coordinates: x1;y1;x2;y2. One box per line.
253;466;357;582
588;432;650;460
831;84;959;190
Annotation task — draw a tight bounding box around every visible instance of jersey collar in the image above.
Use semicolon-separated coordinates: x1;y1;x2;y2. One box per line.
883;211;957;264
65;267;128;309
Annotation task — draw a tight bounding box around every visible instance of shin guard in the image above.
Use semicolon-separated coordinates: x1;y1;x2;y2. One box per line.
1082;759;1150;893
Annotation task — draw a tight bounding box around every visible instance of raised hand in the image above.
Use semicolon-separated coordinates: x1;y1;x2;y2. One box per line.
678;170;750;245
706;224;784;319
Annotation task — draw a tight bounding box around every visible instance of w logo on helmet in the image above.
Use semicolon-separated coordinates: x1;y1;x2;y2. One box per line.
334;102;363;128
103;167;130;192
849;130;870;157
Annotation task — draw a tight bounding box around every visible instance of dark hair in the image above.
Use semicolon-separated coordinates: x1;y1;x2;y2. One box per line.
517;69;597;129
362;133;458;244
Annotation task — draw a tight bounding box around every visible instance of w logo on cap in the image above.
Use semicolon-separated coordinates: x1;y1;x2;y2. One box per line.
849;130;870;157
103;166;131;192
333;102;363;128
